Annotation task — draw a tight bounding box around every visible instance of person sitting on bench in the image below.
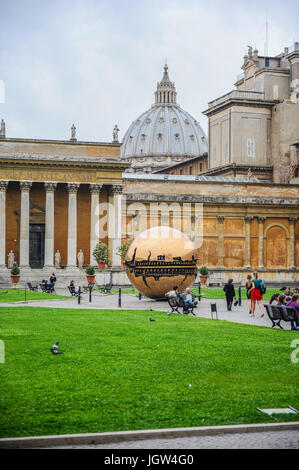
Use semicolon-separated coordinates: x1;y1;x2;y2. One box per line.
69;280;79;295
185;287;197;308
165;285;179;298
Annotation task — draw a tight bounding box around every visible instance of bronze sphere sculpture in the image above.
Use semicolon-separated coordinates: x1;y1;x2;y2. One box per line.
125;226;198;299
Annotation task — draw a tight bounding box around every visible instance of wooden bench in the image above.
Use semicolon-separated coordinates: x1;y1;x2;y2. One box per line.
264;304;298;330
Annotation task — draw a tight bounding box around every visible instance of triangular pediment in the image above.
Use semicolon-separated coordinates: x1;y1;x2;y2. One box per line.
15;203;45;223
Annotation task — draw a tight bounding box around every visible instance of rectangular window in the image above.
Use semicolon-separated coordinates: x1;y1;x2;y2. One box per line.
200;163;203;173
180;169;183;175
213;146;216;162
247;138;256;158
189;166;192;175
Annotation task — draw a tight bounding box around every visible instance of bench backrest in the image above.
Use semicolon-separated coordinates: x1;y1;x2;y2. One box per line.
167;297;178;307
285;306;297;321
270;305;283;320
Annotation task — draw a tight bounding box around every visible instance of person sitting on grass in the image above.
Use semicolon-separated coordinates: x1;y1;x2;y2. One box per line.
223;278;236;311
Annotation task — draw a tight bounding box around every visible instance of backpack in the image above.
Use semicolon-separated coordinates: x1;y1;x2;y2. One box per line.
259;280;266;295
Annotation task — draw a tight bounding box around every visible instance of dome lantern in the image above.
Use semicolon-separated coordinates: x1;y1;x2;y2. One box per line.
154;63;177;105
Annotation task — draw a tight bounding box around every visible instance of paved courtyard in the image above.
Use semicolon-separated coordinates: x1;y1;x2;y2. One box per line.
0;288;288;330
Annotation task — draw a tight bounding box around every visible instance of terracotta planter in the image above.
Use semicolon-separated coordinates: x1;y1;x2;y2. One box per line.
11;275;20;288
199;274;208;287
86;274;95;283
97;262;106;269
122;261;126;269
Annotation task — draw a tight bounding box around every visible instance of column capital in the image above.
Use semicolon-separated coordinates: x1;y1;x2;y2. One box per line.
0;181;9;191
67;183;80;193
89;183;103;194
257;216;266;223
110;184;123;195
44;182;57;192
288;217;297;225
217;215;225;224
19;181;32;192
244;216;253;223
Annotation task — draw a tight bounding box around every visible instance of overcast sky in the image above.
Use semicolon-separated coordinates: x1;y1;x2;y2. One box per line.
0;0;298;142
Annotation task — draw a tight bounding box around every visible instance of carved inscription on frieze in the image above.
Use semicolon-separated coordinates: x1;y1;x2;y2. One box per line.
0;168;95;183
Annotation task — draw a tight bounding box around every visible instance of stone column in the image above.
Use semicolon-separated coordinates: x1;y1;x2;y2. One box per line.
67;183;80;268
257;217;266;269
108;185;123;268
288;218;297;269
244;216;253;269
217;216;225;268
89;184;103;265
44;183;57;267
19;181;32;267
0;181;8;267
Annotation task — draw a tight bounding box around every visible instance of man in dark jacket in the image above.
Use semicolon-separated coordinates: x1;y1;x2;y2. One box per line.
223;279;236;311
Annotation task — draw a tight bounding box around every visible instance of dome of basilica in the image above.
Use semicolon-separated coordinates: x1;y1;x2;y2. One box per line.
121;65;208;173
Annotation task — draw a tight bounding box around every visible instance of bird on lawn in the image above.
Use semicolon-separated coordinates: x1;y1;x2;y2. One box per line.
50;341;64;355
149;318;155;322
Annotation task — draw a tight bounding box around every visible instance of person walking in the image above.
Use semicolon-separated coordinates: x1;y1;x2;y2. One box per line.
223;279;236;311
249;271;265;317
245;274;254;315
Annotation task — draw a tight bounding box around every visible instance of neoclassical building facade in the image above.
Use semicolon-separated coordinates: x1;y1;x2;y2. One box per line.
0;54;298;288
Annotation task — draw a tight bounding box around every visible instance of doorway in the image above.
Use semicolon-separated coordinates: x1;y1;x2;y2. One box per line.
29;224;45;268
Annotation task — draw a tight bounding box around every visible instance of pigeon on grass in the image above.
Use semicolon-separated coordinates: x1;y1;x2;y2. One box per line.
50;342;64;355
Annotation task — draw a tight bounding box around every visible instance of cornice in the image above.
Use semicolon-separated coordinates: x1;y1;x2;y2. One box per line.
0;137;121;147
0;153;129;170
124;192;299;206
203;98;276;117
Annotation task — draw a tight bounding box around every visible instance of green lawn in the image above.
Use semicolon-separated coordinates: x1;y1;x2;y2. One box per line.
0;289;69;303
0;307;298;438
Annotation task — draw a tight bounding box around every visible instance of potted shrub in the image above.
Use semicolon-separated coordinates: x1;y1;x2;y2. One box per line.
116;240;131;269
85;265;95;283
10;264;20;288
199;266;209;287
92;242;109;269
